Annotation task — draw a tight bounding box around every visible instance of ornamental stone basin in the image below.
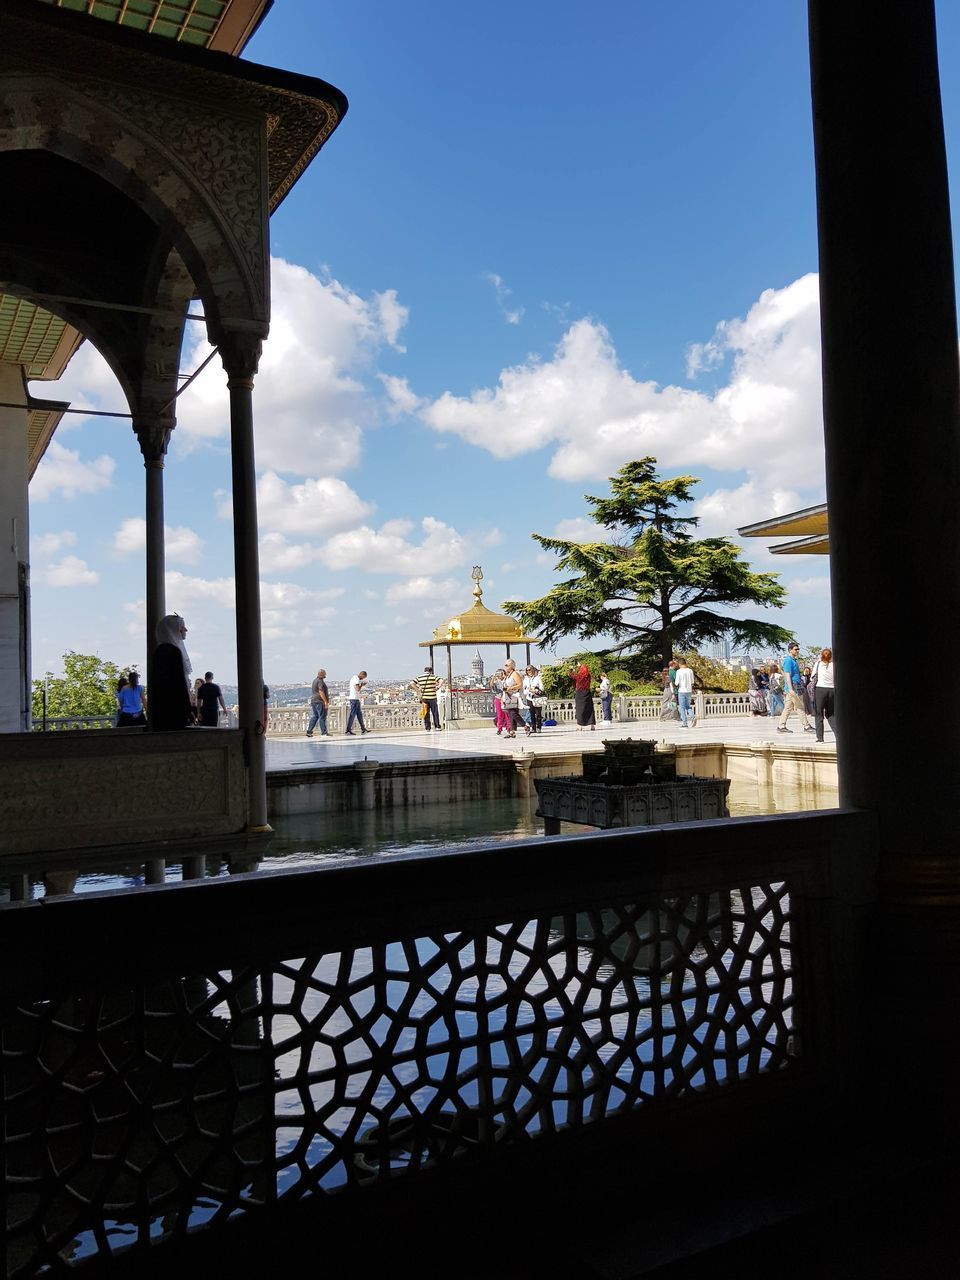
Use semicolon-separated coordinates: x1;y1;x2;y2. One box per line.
534;738;730;833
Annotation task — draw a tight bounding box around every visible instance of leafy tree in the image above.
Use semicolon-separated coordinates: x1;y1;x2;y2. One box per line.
678;651;749;693
504;458;793;672
31;651;129;724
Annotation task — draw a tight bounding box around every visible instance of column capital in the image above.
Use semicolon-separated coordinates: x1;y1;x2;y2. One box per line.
133;418;172;463
218;330;263;385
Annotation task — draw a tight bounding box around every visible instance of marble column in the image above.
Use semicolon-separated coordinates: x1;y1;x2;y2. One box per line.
135;421;170;706
221;331;270;832
0;363;30;732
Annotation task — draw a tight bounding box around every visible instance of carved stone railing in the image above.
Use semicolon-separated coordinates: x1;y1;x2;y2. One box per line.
31;715;116;731
0;809;871;1273
264;692;754;737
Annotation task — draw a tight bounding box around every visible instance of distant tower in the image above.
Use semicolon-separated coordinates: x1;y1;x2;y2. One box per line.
471;649;484;684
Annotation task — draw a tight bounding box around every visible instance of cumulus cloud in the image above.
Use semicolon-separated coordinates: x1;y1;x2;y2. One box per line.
787;575;831;597
318;516;467;575
552;517;613;542
38;555;99;587
233;471;374;537
485;272;525;325
421;273;825;500
378;373;422;417
31;441;115;502
111;517;203;563
33;530;77;555
384;576;460;605
174;257;409;475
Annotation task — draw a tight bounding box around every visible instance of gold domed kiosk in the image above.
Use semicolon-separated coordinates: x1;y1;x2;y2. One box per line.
419;567;540;720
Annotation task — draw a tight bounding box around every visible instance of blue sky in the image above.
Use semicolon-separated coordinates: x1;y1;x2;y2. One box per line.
26;2;960;682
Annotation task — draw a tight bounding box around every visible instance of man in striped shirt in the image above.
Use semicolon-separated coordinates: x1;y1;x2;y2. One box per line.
413;666;441;731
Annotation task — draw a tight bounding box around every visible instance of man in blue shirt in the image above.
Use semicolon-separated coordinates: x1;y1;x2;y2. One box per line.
778;642;814;734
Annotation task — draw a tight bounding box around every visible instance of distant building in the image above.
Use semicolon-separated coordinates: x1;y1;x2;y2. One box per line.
471;650;484;684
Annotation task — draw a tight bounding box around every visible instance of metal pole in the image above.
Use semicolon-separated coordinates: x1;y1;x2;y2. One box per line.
525;642;531;666
446;644;454;721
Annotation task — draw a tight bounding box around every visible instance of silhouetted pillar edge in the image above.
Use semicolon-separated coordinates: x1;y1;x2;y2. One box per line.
135;421;170;711
222;331;270;833
809;0;960;904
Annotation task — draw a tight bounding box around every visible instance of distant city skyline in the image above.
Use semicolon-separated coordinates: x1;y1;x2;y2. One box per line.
26;3;960;683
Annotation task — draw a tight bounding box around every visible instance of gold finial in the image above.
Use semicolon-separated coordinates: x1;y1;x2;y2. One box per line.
471;564;483;599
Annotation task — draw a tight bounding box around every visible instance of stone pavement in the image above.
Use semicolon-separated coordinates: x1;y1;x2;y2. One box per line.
265;713;836;772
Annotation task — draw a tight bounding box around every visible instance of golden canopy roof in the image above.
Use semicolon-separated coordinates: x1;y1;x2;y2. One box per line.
419;568;540;648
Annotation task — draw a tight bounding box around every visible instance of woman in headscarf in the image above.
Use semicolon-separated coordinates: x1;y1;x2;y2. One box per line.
152;613;193;730
570;662;596;731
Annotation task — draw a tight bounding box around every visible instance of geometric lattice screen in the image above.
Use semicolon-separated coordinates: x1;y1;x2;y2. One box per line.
4;883;796;1273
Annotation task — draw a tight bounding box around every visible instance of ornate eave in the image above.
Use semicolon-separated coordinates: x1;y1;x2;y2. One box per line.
738;502;830;556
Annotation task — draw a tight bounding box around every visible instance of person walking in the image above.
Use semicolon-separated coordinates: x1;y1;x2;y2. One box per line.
675;656;696;727
491;668;507;734
197;671;226;727
812;647;836;742
767;663;785;719
344;670;369;735
306;668;329;737
501;659;523;737
598;671;613;725
412;666;441;731
570;662;596;730
778;642;814;734
523;665;545;734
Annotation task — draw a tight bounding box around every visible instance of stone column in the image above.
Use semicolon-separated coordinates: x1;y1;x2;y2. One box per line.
221;331;270;832
135;420;170;704
0;363;29;732
809;1;960;899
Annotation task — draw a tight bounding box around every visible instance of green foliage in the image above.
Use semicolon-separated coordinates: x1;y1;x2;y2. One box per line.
678;651;749;693
32;651;130;724
503;457;793;669
539;652;660;698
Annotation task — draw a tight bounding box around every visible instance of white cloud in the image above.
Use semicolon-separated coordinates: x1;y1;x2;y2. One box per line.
111;518;203;564
319;515;467;575
552;517;613;542
485;272;525;325
174;257;409;476
378;373;422;417
787;575;831;597
478;527;504;547
236;471;373;537
421;273;826;506
692;481;806;538
38;555;99;587
30;441;115;502
33;530;77;555
384;576;460;605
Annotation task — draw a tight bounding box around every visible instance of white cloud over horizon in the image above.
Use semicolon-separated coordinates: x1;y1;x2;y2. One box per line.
420;273;826;531
31;441;116;502
111;517;204;564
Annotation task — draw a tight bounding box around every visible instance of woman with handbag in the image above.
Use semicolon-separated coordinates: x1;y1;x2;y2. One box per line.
812;648;836;742
524;665;545;734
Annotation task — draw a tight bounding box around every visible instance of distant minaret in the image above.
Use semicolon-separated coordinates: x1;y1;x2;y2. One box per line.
471;649;484;684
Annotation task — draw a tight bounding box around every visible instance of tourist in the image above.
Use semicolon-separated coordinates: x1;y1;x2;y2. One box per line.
191;676;203;724
812;647;836;742
748;668;767;716
778;642;814;734
523;665;545;734
598;671;613;725
412;666;441;731
116;670;147;726
491;668;507;734
306;668;329;737
197;671;227;728
675;656;696;727
569;661;596;731
115;674;128;727
151;613;193;730
767;663;785;719
345;669;369;735
802;666;817;717
659;668;680;721
501;659;523;737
